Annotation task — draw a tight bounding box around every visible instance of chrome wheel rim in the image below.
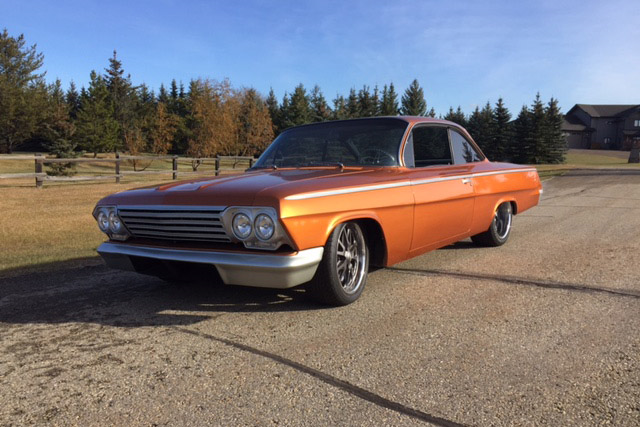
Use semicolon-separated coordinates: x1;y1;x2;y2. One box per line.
335;224;366;294
494;203;512;239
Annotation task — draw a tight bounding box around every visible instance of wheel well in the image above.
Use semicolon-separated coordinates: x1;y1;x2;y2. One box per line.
510;201;518;215
354;219;387;267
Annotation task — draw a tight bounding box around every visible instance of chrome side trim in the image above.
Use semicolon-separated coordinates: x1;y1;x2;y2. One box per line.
97;242;324;289
285;181;411;200
468;168;537;178
285;168;538;200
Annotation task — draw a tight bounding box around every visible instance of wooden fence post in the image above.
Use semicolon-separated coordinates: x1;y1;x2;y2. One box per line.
172;155;178;179
35;154;43;188
115;152;121;183
215;156;220;176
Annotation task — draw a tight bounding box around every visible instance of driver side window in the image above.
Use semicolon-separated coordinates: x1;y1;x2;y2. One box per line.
404;126;452;168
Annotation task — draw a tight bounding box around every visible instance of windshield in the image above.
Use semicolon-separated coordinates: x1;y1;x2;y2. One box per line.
253;118;408;168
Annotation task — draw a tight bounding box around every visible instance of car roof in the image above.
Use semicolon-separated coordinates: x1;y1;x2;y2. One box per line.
282;116;461;131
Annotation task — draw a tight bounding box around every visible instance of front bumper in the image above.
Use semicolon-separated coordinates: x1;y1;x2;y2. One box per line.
97;242;324;289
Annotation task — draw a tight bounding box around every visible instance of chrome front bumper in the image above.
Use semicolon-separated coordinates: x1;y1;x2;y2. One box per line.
97;242;324;289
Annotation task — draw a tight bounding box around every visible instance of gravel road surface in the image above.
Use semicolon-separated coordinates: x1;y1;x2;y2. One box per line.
1;171;639;426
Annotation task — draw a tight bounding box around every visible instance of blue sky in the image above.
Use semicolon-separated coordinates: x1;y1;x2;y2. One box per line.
2;0;639;115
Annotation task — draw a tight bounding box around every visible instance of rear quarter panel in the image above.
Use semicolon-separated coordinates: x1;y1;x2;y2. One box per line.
470;164;542;234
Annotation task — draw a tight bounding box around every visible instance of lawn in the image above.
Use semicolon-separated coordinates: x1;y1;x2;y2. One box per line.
0;180;167;273
0;153;251;188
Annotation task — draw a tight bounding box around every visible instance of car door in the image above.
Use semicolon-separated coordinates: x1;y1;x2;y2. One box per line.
404;124;475;254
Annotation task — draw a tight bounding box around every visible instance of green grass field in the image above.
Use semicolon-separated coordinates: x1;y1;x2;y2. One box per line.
0;149;638;273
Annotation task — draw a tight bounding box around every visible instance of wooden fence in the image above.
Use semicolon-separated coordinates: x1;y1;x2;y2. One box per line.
0;154;256;188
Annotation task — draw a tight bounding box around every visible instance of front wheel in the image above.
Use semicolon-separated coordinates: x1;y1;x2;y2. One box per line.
307;222;369;306
471;202;513;247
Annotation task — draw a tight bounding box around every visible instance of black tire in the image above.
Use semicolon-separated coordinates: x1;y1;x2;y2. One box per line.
471;202;513;247
307;222;369;306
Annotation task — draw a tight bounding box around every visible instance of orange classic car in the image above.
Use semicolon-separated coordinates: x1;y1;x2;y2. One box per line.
94;117;542;305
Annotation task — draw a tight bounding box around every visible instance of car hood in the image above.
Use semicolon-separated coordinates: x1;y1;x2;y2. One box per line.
97;168;403;208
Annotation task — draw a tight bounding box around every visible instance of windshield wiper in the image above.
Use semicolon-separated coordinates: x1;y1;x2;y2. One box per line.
305;161;345;171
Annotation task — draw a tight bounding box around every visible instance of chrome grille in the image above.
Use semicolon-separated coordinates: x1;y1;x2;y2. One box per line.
118;206;230;242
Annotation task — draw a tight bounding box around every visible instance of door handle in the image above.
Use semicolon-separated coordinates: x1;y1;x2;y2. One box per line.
461;178;472;185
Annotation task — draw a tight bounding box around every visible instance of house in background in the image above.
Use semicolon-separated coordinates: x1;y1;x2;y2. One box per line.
562;104;640;150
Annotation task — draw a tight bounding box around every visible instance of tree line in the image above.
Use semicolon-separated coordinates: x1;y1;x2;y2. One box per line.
0;29;566;173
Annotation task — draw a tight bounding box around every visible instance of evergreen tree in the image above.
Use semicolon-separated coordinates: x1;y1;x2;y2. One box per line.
0;29;47;153
332;95;347;120
467;103;494;157
426;107;436;118
358;85;376;117
172;80;199;154
158;83;169;104
265;87;281;134
104;50;138;153
283;84;311;127
74;71;119;156
310;85;332;122
529;93;547;163
512;105;533;164
170;79;178;102
492;98;512;162
400;79;427;116
543;97;566;163
372;86;380;116
65;81;81;119
279;92;291;129
466;107;482;146
131;83;156;159
44;79;77;175
346;88;359;118
379;83;399;116
479;102;495;157
443;106;467;127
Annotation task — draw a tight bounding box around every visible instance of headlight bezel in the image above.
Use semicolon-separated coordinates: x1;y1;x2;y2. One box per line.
92;205;130;241
221;207;290;250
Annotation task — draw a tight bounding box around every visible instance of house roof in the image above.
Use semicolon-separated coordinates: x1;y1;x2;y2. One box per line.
561;120;586;132
561;114;591;132
575;104;639;118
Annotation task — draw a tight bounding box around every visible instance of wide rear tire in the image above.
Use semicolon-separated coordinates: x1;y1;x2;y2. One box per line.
307;222;369;306
471;202;513;247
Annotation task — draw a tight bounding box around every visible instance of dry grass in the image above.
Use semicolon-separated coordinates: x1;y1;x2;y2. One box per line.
0;153;250;183
0;180;168;272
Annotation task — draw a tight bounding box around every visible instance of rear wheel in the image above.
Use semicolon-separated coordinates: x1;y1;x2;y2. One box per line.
471;202;513;247
307;222;369;306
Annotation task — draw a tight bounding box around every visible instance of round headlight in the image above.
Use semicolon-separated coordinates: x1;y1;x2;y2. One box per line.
108;211;123;233
97;210;110;232
232;213;252;240
254;214;275;240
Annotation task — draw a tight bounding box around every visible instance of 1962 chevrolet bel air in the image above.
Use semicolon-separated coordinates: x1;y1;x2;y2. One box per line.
94;117;542;305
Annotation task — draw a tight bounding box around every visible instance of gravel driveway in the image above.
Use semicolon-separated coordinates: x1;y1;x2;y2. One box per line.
1;170;639;426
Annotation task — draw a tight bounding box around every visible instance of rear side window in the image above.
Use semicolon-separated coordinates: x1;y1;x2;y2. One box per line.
406;126;452;167
450;129;483;164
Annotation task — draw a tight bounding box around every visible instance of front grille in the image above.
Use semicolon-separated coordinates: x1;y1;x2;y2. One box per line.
118;206;230;242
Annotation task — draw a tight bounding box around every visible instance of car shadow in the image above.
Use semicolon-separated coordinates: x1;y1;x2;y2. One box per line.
0;259;329;327
438;240;476;250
